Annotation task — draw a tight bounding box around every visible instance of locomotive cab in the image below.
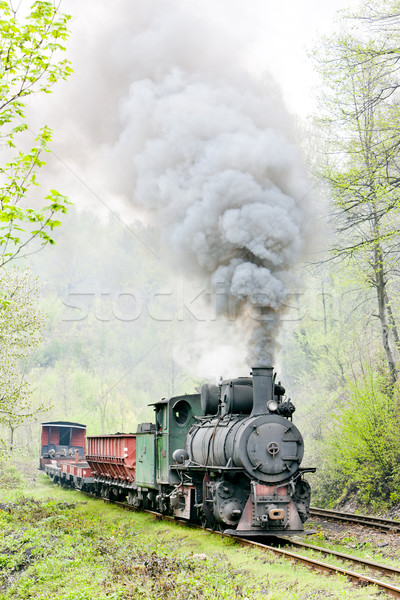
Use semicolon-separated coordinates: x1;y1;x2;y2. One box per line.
150;394;202;485
132;394;202;515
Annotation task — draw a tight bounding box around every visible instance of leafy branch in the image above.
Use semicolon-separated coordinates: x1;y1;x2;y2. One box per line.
0;1;73;266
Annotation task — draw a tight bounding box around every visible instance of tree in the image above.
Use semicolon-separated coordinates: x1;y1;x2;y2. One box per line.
313;13;400;384
0;268;45;452
0;0;72;267
341;0;400;110
0;1;72;452
294;3;400;507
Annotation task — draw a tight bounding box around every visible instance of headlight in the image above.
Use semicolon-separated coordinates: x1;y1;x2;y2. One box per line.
267;399;278;412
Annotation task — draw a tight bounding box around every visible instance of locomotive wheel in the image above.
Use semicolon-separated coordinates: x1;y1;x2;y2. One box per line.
198;506;210;530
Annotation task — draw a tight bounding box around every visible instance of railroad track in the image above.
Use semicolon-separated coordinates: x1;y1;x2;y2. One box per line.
310;507;400;532
244;538;400;598
110;500;400;598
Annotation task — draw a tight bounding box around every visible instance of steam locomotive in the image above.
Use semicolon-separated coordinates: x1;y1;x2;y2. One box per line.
42;366;314;536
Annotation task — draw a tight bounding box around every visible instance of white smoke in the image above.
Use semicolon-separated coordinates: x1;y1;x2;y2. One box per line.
43;0;314;368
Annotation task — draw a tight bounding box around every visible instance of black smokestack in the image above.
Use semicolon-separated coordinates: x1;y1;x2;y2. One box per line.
251;366;273;417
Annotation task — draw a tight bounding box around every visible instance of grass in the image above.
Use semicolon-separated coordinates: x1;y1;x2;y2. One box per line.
0;460;391;599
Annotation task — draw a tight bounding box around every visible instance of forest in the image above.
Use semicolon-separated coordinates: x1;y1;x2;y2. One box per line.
3;0;400;513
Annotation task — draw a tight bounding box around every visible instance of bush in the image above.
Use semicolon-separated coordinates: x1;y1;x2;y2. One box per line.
317;370;400;507
0;462;23;490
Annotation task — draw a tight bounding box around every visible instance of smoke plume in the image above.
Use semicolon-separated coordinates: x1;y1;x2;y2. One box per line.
49;0;314;367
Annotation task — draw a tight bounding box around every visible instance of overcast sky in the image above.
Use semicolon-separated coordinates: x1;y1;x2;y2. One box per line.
203;0;361;116
58;0;361;122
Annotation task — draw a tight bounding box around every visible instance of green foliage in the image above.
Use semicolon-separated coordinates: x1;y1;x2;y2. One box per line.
283;266;377;424
287;0;400;508
0;461;23;489
314;370;400;507
0;0;72;266
0;1;73;454
313;29;400;262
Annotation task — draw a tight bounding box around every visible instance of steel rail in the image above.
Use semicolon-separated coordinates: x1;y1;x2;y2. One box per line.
238;538;400;598
273;536;400;578
111;501;400;598
310;507;400;532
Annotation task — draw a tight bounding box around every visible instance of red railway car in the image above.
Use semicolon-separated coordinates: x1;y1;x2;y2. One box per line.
86;433;136;499
59;460;94;491
40;421;86;470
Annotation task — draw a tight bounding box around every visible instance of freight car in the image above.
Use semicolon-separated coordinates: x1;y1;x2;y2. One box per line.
43;366;314;537
40;421;86;470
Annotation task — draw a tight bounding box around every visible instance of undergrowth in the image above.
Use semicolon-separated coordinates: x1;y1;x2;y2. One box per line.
0;471;388;599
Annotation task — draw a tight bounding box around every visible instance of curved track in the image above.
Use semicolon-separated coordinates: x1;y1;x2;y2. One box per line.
273;535;400;580
310;507;400;532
